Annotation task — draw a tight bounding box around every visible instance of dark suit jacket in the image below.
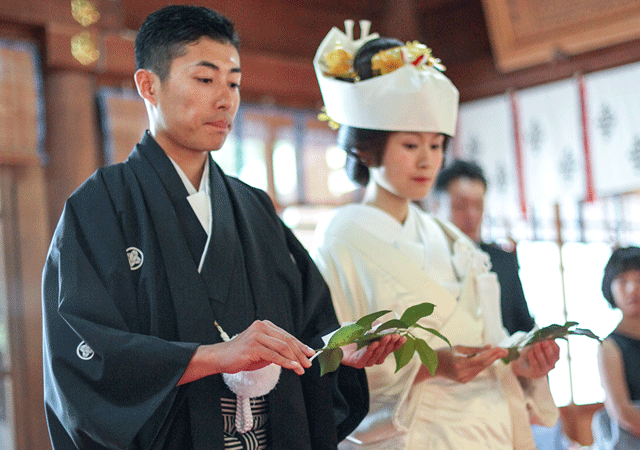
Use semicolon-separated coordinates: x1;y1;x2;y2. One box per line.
479;242;535;335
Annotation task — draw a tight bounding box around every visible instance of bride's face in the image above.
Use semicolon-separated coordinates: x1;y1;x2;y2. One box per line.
369;132;445;201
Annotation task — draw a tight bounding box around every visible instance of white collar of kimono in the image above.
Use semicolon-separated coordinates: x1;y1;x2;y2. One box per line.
347;203;419;243
327;203;505;344
168;156;212;237
347;203;460;294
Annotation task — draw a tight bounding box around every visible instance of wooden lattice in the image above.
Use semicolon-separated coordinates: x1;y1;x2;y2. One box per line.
98;88;148;165
0;41;42;165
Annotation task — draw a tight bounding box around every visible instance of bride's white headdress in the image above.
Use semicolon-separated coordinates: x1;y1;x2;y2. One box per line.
314;20;459;136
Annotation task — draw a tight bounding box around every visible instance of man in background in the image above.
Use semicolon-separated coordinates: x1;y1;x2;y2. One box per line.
433;159;535;335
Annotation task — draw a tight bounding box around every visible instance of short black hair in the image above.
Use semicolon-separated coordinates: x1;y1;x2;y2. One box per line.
135;5;239;81
434;159;487;192
601;246;640;308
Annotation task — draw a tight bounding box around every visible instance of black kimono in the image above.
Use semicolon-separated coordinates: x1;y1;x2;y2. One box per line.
42;132;368;450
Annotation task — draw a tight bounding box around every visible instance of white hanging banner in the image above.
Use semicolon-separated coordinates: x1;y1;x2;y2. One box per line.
584;61;640;197
515;78;586;215
454;95;521;221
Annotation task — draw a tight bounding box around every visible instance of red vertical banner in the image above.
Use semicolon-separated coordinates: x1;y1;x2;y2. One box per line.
509;90;527;219
578;74;596;202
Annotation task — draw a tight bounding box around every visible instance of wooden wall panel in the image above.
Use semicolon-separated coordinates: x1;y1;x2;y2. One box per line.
227;3;382;59
119;0;385;59
239;51;320;109
0;0;74;27
482;0;640;72
102;30;136;78
417;0;491;66
97;88;147;164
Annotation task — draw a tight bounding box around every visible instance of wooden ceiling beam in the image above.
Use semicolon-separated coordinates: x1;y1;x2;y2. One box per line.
238;51;321;110
448;35;640;102
379;0;421;42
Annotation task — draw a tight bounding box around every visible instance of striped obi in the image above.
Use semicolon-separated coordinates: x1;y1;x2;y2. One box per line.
221;395;270;449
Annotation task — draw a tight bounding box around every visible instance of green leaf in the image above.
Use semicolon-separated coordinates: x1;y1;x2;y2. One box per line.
393;336;415;373
325;323;366;349
570;328;603;342
318;348;344;376
415;339;438;376
375;319;408;333
355;310;391;329
525;324;568;346
525;322;600;347
414;325;451;347
314;304;450;376
501;347;521;364
355;335;381;350
502;321;602;364
400;302;435;327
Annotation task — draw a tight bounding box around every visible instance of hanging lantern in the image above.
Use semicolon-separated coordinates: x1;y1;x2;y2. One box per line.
71;0;101;27
71;31;100;65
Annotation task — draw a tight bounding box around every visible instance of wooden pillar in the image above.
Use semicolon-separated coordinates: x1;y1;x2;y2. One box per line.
44;70;100;233
0;162;52;450
14;164;52;450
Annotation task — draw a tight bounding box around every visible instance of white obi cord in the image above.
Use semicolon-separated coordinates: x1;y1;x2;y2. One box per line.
476;271;503;345
451;239;505;345
215;323;281;433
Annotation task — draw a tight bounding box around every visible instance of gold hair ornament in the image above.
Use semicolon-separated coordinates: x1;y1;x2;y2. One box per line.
318;106;340;130
322;44;357;80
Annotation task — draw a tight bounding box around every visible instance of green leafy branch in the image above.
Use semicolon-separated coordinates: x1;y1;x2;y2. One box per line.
315;302;450;376
502;321;603;363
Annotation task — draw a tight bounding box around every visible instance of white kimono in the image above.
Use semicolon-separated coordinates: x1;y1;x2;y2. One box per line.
312;204;558;450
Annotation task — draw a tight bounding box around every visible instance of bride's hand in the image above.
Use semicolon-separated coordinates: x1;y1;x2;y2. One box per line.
341;334;406;369
418;345;508;384
511;340;560;379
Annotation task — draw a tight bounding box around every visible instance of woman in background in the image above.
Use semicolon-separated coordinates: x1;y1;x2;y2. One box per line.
593;246;640;449
311;21;560;450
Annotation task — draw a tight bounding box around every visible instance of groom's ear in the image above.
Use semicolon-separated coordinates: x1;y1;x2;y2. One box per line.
134;68;159;106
